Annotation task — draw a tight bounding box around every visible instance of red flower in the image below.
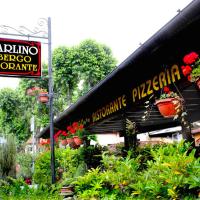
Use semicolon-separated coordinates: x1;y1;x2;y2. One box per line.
72;122;79;129
187;75;192;81
54;130;62;140
69;128;76;134
183;52;199;65
163;86;170;94
181;65;192;76
67;126;72;131
61;131;68;137
79;124;84;130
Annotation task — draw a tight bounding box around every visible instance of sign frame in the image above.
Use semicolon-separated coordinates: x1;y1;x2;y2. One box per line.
0;38;41;78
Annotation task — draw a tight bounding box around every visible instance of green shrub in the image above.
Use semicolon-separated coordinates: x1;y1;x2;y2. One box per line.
73;141;200;199
33;147;82;186
130;141;200;199
0;176;62;199
16;152;34;179
0;134;16;178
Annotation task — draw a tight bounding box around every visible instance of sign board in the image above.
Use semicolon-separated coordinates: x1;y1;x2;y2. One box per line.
0;38;41;77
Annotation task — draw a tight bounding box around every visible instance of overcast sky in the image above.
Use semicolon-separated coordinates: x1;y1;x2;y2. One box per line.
0;0;193;89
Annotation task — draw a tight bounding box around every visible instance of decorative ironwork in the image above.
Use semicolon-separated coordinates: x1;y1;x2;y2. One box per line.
0;18;48;39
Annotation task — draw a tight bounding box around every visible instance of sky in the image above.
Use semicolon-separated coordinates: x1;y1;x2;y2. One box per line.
0;0;193;89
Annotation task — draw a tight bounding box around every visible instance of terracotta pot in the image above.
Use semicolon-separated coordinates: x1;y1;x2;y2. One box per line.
155;98;182;118
61;139;68;146
73;136;83;146
66;138;74;144
60;185;74;196
27;87;41;96
195;77;200;89
38;91;49;103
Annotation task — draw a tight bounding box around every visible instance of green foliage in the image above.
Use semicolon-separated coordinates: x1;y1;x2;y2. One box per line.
72;142;200;199
0;176;62;199
74;152;140;199
79;144;104;169
130;141;200;199
16;152;34;178
77;39;117;92
0;89;30;145
58;147;82;181
0;134;16;178
191;57;200;79
33;147;82;186
53;39;117;107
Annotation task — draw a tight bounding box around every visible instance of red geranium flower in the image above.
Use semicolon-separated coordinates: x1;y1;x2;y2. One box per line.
187;75;192;81
72;122;79;129
79;124;84;130
67;126;72;131
181;65;192;76
183;52;199;65
163;86;170;94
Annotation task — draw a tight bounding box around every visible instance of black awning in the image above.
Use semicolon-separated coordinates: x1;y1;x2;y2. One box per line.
38;0;200;138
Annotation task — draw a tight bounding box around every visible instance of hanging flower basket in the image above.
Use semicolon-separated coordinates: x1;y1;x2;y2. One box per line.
27;87;41;96
73;136;83;146
66;138;74;145
38;91;49;103
155;97;183;118
61;139;68;146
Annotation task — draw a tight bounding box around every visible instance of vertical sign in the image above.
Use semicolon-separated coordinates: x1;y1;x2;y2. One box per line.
0;38;41;77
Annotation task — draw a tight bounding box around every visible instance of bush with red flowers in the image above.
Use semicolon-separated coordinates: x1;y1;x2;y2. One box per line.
67;122;86;139
181;51;200;82
54;130;69;142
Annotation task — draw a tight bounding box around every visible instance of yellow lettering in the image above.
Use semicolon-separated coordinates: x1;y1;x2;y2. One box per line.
159;72;167;89
140;83;147;98
0;62;8;69
110;102;114;113
16;55;23;62
146;80;153;95
118;96;122;109
102;107;106;117
171;64;181;82
33;65;37;71
137;86;141;99
8;63;15;70
24;56;31;63
113;99;119;111
132;88;137;103
152;75;159;91
122;95;126;107
166;69;171;84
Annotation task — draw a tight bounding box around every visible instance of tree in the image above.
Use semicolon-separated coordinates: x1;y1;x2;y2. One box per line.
53;46;79;106
53;39;117;105
0;88;30;144
0;134;16;178
77;39;117;93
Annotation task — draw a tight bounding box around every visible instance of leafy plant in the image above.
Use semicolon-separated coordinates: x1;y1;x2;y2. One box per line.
181;51;200;81
0;176;62;199
0;134;16;178
16;152;34;179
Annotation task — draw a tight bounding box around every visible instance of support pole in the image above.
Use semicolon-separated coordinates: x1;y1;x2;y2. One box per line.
48;17;56;184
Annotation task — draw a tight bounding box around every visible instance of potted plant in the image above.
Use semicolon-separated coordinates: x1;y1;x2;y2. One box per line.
38;89;49;103
155;86;183;118
181;51;200;89
54;130;68;146
26;86;41;96
67;122;84;146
